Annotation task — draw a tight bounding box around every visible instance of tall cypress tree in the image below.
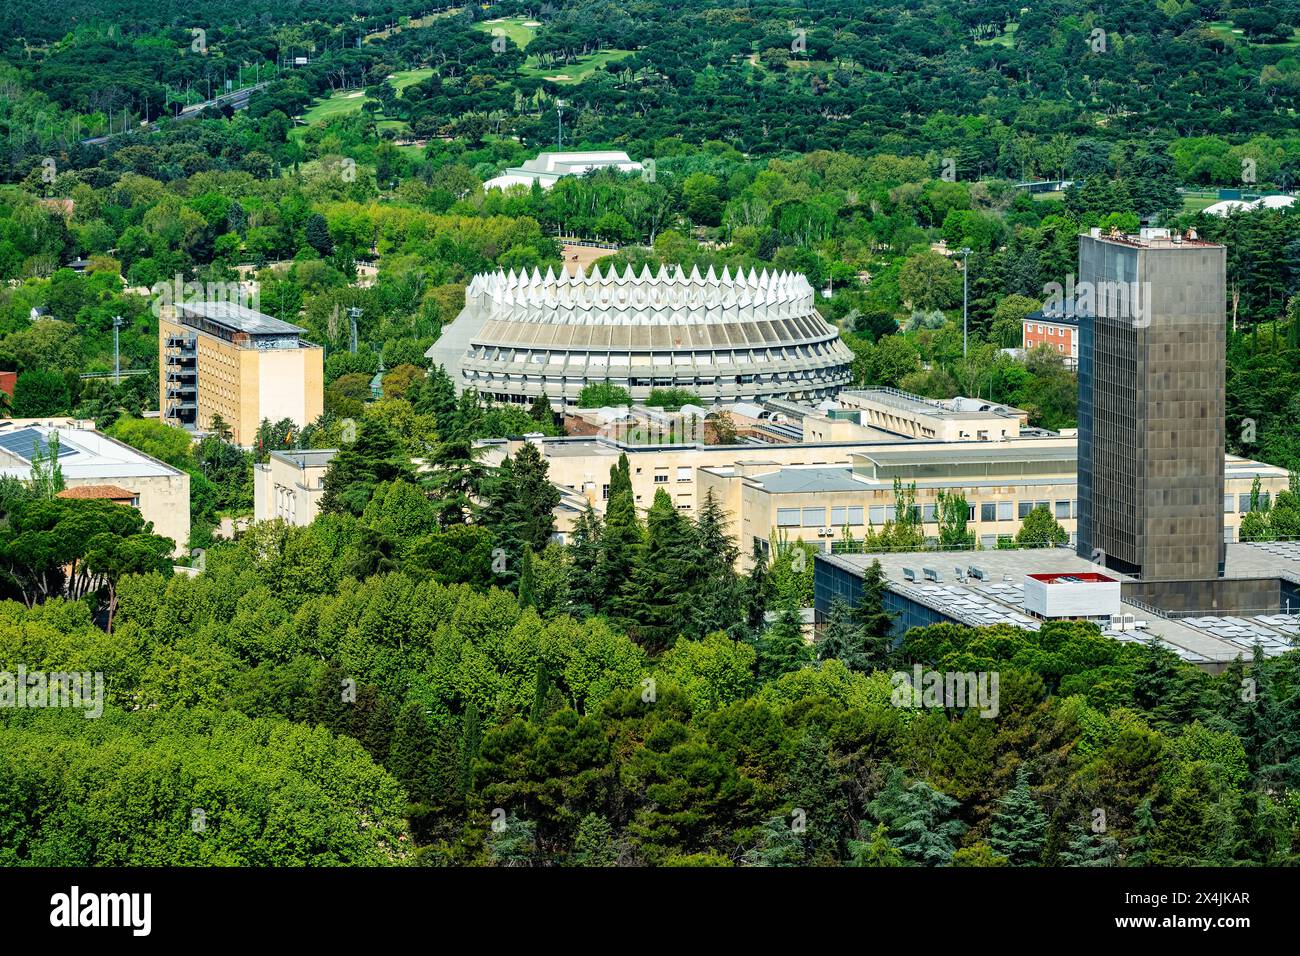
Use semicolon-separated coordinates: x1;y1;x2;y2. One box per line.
568;503;604;617
458;699;482;797
389;700;435;804
692;488;743;637
625;488;698;649
596;454;643;626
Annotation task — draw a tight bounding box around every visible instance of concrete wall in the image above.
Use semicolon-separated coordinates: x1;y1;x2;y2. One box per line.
252;455;330;526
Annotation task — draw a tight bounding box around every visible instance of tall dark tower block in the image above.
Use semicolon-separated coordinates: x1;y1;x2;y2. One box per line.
1075;228;1226;581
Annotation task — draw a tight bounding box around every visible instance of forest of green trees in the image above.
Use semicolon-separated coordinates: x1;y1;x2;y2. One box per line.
1;0;1300;868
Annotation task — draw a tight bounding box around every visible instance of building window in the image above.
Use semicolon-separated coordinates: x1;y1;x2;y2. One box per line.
654;474;668;483
922;503;937;523
981;502;996;522
997;501;1013;521
1224;494;1234;514
802;507;825;527
676;467;691;482
777;508;801;527
1055;500;1071;519
980;535;997;550
848;506;863;526
831;506;847;526
1238;494;1250;513
1018;500;1034;519
602;484;610;500
869;505;887;525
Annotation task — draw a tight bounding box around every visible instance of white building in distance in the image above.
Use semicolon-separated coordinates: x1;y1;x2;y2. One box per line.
483;151;643;191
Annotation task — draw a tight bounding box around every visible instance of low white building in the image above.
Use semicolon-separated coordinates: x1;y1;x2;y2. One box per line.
0;424;190;555
1023;571;1121;621
483;150;643;191
253;449;337;526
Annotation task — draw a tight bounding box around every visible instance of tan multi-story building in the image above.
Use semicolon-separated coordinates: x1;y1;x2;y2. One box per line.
833;389;1027;442
160;302;323;448
478;433;1289;568
253;449;338;526
0;424;190;555
700;447;1286;570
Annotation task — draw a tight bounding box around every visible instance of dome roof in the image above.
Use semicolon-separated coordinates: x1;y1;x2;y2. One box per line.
463;264;838;350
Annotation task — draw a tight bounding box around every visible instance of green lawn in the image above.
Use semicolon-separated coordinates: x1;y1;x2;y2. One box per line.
473;16;541;50
294;68;433;139
1182;193;1222;213
390;68;433;92
975;22;1018;47
1207;20;1300;47
300;89;369;125
524;49;634;84
473;15;631;83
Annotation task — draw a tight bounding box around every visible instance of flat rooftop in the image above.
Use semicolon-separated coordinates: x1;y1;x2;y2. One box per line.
175;301;306;337
821;543;1300;665
1083;228;1223;250
0;426;182;480
744;466;869;495
841;388;1023;421
271;448;338;469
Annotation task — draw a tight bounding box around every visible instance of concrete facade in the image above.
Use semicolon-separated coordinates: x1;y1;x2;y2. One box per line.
253;449;338;526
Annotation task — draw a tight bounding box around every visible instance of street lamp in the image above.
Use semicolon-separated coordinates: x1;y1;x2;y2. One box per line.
957;247;972;358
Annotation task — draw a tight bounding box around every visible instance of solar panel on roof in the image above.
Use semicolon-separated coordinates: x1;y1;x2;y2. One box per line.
0;428;77;462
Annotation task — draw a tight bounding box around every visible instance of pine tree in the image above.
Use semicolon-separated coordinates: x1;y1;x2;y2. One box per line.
569;813;619;867
742;815;806;867
423;439;490;528
847;823;905;867
596;454;643;626
319;418;415;516
1126;798;1158;866
786;725;850;863
742;541;775;634
757;604;813;682
1058;822;1121;867
867;767;966;866
413;364;458;427
692;488;743;637
817;595;866;669
850;559;897;670
988;767;1047;865
528;392;552;426
483;441;561;583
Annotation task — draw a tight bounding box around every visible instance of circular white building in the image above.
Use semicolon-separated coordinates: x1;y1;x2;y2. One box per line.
426;263;855;408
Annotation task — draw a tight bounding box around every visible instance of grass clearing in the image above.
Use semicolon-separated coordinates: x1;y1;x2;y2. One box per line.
473;16;540;50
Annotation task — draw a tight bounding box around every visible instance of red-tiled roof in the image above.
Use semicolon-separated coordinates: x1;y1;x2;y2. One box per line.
56;484;138;501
